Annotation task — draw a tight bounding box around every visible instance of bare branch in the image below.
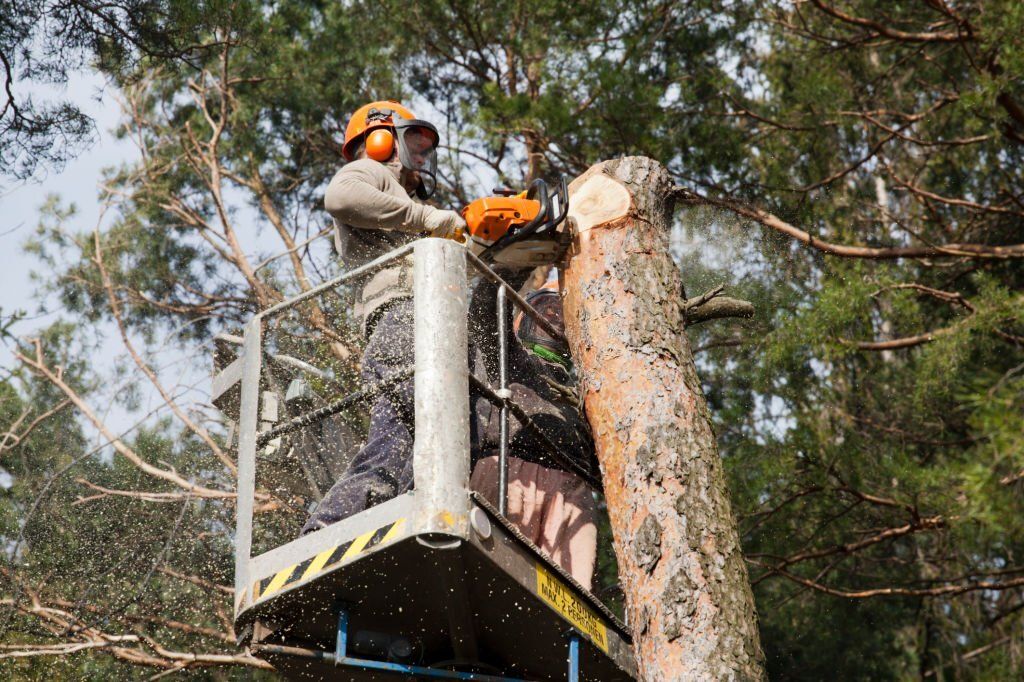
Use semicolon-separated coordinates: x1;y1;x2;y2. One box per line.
0;399;70;456
923;635;1013;678
93;230;236;474
675;188;1024;260
840;329;950;351
809;0;968;43
0;591;267;671
15;339;235;501
683;284;755;325
687;297;756;325
750;515;946;588
156;567;233;595
749;559;1024;598
684;284;724;310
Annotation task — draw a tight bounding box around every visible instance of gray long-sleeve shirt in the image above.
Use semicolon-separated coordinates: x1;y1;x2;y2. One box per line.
325;158;445;334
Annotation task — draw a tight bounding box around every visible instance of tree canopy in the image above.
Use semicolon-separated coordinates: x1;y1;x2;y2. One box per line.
2;0;1022;678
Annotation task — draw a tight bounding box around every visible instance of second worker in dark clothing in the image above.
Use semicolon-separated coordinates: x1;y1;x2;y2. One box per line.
470;280;600;588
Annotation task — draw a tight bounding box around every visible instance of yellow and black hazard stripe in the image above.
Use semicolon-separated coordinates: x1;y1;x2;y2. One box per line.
252;518;406;603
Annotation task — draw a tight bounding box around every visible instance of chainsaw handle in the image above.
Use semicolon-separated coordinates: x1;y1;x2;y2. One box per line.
518;179;550;235
550;176;568;230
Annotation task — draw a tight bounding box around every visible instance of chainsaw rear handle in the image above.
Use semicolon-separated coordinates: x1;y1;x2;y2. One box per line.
522;176;568;237
516;178;551;236
551;176;568;230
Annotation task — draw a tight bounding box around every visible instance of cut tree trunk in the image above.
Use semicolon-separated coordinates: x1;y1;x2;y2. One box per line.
560;157;765;681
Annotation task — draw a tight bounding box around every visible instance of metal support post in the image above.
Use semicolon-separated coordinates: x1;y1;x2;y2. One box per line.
233;317;261;614
309;600;525;679
334;605;349;664
568;632;581;682
413;239;471;537
496;285;510;515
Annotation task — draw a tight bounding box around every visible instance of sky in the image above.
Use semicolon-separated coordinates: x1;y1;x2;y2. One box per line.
1;72;134;369
0;73;133;481
0;73;211;450
0;69;328;446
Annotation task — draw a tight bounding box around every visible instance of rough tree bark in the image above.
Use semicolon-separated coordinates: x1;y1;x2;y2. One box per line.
560;157;765;681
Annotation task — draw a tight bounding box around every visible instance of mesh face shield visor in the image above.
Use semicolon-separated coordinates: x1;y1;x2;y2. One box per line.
394;119;439;199
515;290;570;365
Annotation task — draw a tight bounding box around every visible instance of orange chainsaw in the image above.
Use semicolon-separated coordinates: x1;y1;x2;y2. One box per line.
461;178;570;268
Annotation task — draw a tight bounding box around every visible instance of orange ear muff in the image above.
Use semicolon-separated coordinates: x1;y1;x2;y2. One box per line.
365;128;395;161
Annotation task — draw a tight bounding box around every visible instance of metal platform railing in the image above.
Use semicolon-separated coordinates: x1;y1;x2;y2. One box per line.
215;238;630;680
225;238;602;607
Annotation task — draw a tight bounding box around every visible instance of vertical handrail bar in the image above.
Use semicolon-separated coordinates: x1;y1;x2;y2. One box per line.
412;238;471;534
496;285;510;516
234;317;261;613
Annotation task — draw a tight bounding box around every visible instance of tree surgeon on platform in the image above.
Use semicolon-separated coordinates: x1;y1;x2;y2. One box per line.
303;100;599;589
302;100;465;533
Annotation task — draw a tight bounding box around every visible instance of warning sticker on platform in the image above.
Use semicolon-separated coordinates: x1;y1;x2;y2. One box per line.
535;564;609;653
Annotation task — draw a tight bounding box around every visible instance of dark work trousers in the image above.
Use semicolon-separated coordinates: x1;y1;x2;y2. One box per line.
302;299;418;534
302;295;495;534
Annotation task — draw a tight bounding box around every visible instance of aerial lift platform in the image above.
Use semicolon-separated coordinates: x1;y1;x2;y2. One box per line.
215;238;637;680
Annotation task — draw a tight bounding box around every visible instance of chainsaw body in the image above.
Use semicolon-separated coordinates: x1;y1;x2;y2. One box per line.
462;178;570;268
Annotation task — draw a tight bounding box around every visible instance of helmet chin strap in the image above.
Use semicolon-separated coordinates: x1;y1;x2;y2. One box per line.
399;165;420;192
383;157;434;199
414;170;436;199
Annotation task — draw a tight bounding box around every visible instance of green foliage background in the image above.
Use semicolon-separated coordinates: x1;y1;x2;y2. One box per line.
2;0;1022;679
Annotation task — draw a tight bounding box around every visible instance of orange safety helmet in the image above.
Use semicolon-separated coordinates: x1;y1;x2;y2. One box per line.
342;100;440;198
343;100;413;161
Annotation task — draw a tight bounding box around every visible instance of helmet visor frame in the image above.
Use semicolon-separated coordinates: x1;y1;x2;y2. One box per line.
394;119;439;198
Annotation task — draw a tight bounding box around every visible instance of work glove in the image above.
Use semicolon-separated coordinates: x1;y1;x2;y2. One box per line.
424;209;467;243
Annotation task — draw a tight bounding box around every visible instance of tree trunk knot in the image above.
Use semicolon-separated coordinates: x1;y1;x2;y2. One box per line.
634;514;663;573
662;569;698;641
